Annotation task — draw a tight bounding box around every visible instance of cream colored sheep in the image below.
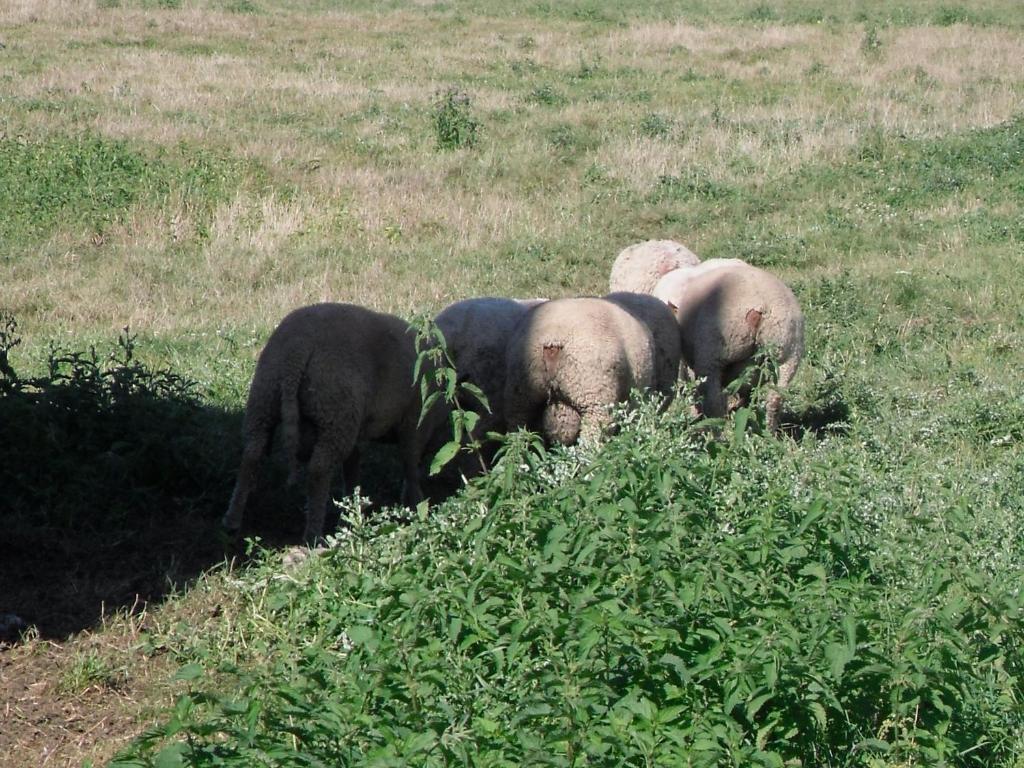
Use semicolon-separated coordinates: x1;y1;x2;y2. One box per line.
608;239;701;294
222;303;427;543
652;262;804;433
504;296;680;445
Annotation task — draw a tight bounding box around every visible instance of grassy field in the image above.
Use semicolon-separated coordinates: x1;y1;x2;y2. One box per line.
1;0;1022;765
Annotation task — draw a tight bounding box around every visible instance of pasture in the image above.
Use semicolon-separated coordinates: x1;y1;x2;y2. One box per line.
0;0;1022;765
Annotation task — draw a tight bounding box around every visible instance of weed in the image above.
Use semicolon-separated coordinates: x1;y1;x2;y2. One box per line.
652;170;735;201
411;317;491;479
934;5;975;25
527;84;566;106
224;0;259;13
861;25;883;56
432;87;480;150
639;112;672;138
113;400;1024;767
0;319;230;530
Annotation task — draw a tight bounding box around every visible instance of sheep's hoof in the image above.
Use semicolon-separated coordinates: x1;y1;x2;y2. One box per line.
220;515;241;536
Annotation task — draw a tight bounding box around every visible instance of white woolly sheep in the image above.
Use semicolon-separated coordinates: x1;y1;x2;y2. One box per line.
652;262;804;433
608;239;701;294
504;296;681;445
222;302;427;543
420;297;547;486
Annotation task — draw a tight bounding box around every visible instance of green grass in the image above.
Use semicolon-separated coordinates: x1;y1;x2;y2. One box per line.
0;0;1022;765
0;135;258;248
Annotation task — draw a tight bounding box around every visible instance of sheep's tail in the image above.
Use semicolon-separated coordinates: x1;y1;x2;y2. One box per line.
279;346;313;486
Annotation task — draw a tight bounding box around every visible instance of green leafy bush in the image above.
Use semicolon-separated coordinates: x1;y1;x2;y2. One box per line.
114;400;1024;767
0;312;244;537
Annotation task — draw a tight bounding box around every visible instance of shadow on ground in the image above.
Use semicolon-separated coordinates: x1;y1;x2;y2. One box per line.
0;320;403;641
0;315;466;642
781;398;852;440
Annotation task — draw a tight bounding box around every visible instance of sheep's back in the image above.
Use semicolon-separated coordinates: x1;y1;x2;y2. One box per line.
268;303;418;440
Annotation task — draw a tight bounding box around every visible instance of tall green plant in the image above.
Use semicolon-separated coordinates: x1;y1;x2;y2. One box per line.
412;317;491;477
433;87;480;150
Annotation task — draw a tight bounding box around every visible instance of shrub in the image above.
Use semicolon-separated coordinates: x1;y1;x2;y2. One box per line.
0;314;232;529
113;400;1024;767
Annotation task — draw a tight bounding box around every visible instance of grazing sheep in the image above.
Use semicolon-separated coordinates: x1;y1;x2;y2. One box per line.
608;239;701;294
222;303;427;543
605;291;686;393
652;262;804;433
420;297;547;486
504;296;681;445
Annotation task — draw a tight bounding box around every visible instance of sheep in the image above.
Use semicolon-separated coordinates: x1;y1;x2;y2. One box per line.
608;239;701;294
222;302;428;543
504;296;681;446
652;262;804;434
419;297;547;488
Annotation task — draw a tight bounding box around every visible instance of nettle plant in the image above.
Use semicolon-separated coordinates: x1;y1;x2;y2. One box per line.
412;317;491;478
432;86;480;151
114;396;1024;767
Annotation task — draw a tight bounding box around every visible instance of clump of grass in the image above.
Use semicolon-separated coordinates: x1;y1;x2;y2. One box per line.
747;3;778;22
933;5;976;26
651;169;735;201
223;0;259;13
861;25;883;56
432;87;480;150
527;84;566;106
639;112;672;138
59;650;126;694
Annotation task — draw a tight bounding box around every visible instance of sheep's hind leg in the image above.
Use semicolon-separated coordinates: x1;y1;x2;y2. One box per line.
342;447;360;496
766;356;799;435
303;441;342;545
222;431;269;533
696;367;727;422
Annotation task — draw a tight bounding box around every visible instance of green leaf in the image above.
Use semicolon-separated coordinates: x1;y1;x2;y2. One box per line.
173;663;203;682
798;562;828;581
825;642;854;681
153;743;187;768
347;625;377;646
854;738;891;753
809;700;828;730
418;389;442;426
796;497;827;535
459;380;491;411
733;407;751;441
430;440;461;476
746;691;774;721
